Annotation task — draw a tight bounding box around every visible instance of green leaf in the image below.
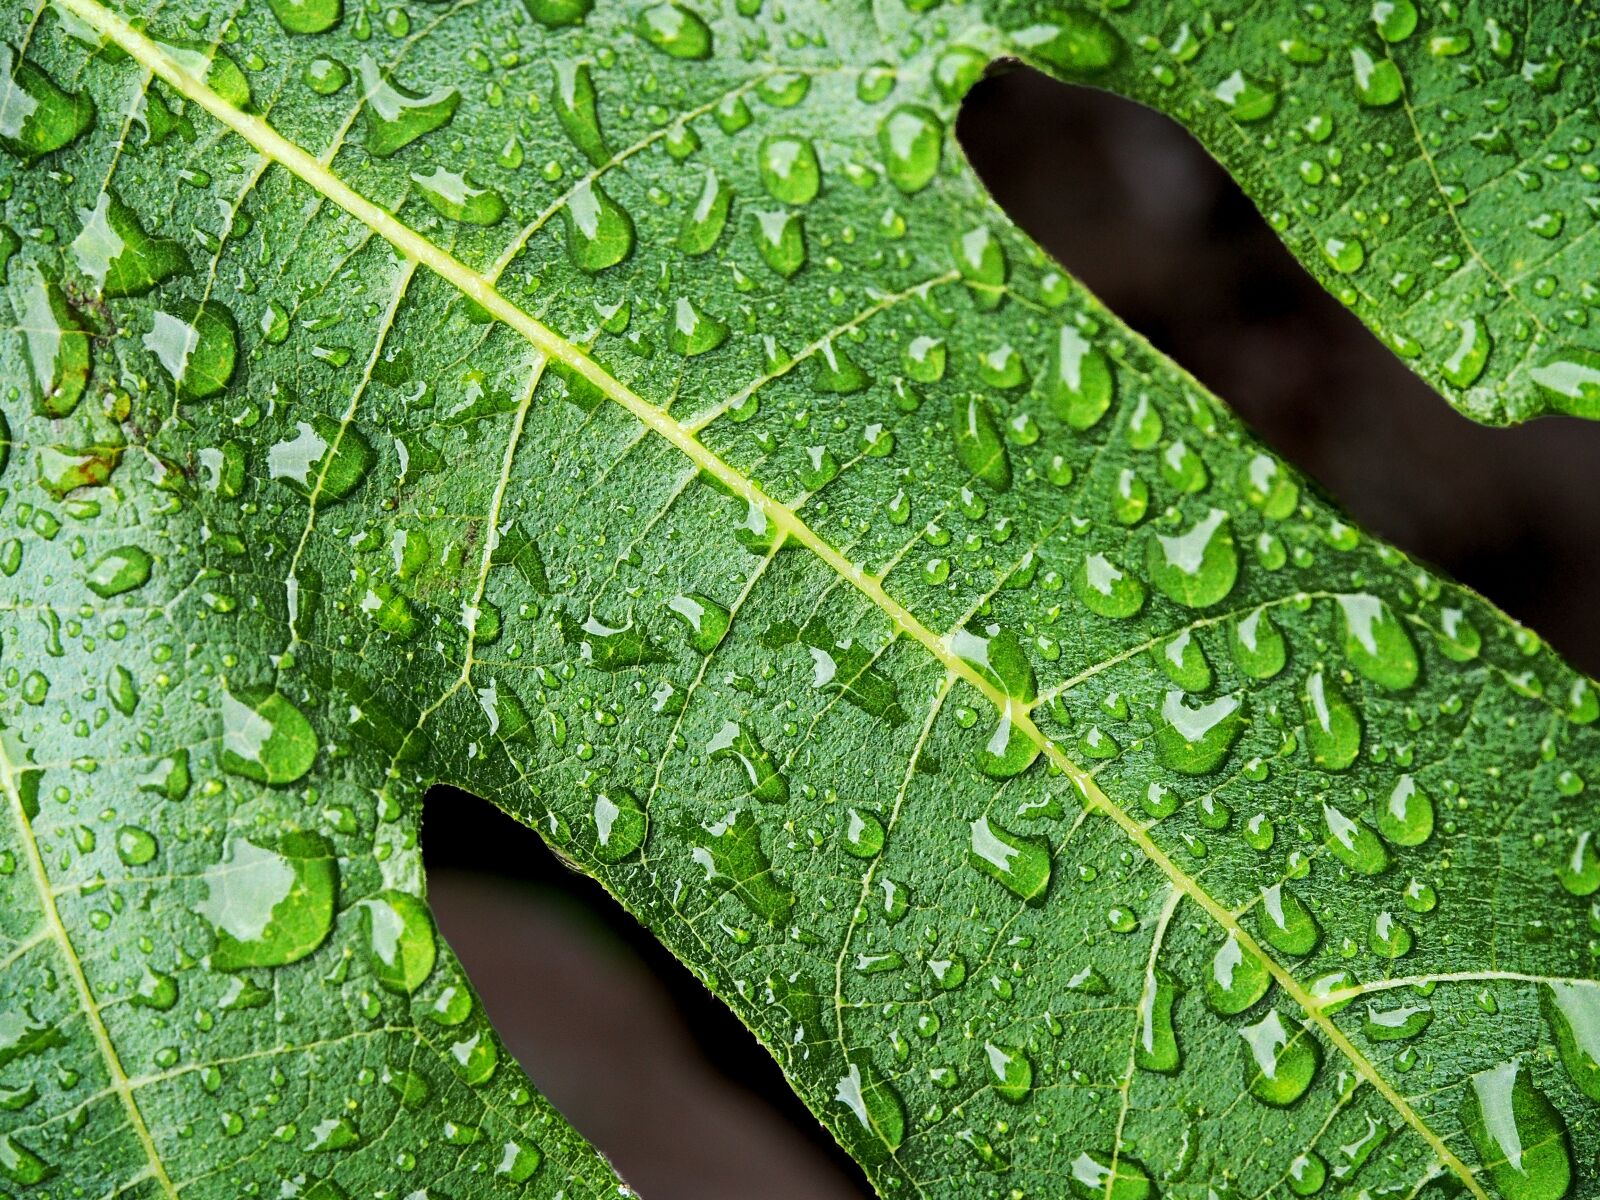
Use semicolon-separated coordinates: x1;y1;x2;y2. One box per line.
2;1;1599;1198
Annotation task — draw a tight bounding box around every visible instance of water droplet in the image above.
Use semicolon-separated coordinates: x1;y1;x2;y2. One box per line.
1154;690;1244;775
752;209;806;277
552;60;608;166
13;265;90;417
635;3;713;59
559;610;666;670
356;56;459;157
1363;1001;1432;1041
1460;1059;1573;1200
267;0;342;34
524;0;592;26
678;167;732;255
1322;235;1365;274
1009;10;1124;76
758;135;821;205
363;890;436;993
411;167;506;225
666;592;730;653
1303;670;1361;771
1213;70;1278;121
951;225;1006;308
1068;1148;1155;1200
1443;317;1491;388
1239;1009;1319;1105
1556;831;1600;896
201;832;338;969
1377;775;1433;846
221;687;319;785
709;720;788;803
1206;933;1270;1014
303;55;349;94
0;46;94;162
984;1041;1034;1101
72;190;189;297
1540;983;1600;1101
145;300;239;400
1257;883;1320;956
949;623;1036;701
0;1135;51;1186
1154;629;1211;692
1369;909;1413;958
1074;551;1146;618
1322;802;1389;875
1351;48;1404;106
1336;594;1417;690
590;789;647;863
1136;967;1182;1073
968;815;1050;903
952;394;1012;491
878;105;942;193
833;1058;904;1154
974;702;1039;779
668;296;728;356
564;179;635;272
842;807;885;859
1530;348;1600;418
115;825;157;867
1147;509;1238;608
1372;0;1417;41
81;544;150;599
268;415;373;503
1231;607;1286;679
1039;325;1114;429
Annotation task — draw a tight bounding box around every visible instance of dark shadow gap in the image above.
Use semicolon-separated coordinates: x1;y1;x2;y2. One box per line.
957;66;1600;677
422;784;873;1200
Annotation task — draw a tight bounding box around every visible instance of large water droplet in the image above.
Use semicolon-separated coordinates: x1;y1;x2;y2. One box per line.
1239;1009;1319;1106
1540;983;1600;1102
952;394;1012;491
72;190;189;297
1257;883;1320;956
563;179;635;272
968;815;1050;903
411;167;507;225
1205;933;1270;1014
679;168;732;255
1008;10;1124;76
1039;325;1114;429
1068;1149;1155;1200
0;46;94;162
1147;509;1238;608
833;1058;904;1155
145;300;239;400
201;832;338;969
84;545;151;598
267;0;342;34
709;720;788;803
363;890;436;994
1460;1059;1573;1200
590;789;648;862
1074;552;1146;618
1135;967;1181;1073
13;265;90;417
1377;775;1433;846
879;105;942;194
980;1040;1033;1101
1302;670;1361;771
635;3;713;59
356;56;459;157
1153;690;1244;775
1336;594;1418;690
553;60;608;166
221;687;319;785
1322;802;1389;875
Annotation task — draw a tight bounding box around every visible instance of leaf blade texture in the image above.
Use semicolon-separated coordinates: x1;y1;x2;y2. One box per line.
1;1;1599;1198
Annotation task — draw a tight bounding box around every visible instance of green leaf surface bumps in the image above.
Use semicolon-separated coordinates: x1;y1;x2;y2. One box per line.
1;1;1599;1198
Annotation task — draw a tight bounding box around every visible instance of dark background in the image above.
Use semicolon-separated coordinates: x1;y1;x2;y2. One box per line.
427;67;1600;1200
